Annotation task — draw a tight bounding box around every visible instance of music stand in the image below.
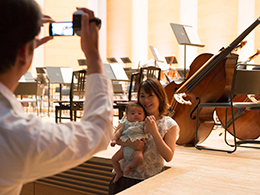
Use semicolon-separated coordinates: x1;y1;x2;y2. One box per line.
45;67;73;116
165;56;178;64
19;71;35;82
170;23;204;78
149;46;170;71
77;59;87;66
107;57;118;63
36;67;46;74
120;57;132;64
103;63;129;81
149;46;165;63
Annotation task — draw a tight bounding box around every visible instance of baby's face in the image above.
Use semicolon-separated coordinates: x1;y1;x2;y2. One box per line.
127;106;145;122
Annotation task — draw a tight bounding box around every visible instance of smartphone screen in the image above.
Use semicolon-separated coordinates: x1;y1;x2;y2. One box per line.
49;22;74;36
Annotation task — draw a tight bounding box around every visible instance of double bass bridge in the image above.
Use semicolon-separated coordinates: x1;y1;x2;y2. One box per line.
174;93;192;105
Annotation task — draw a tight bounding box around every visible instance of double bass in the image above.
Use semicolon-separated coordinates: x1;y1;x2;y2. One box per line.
165;17;260;145
216;49;260;140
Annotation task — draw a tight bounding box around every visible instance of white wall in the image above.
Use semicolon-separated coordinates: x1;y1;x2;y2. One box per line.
132;0;148;68
87;0;107;63
238;0;255;63
179;0;199;70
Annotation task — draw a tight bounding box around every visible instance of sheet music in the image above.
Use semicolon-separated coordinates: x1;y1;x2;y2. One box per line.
183;26;202;45
149;46;165;62
60;67;73;83
103;63;116;80
110;63;129;81
170;23;204;47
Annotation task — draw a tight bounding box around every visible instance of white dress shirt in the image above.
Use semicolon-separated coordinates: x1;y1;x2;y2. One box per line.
0;74;113;195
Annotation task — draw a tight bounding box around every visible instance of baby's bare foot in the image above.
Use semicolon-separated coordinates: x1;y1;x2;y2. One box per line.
113;172;123;183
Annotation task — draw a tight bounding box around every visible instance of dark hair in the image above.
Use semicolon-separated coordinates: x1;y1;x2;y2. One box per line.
137;78;168;116
0;0;42;73
126;101;145;115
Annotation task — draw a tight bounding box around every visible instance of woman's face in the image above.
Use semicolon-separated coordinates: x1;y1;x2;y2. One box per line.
139;88;160;116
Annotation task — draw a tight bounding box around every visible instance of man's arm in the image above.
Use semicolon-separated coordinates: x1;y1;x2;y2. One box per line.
78;7;104;75
21;8;114;181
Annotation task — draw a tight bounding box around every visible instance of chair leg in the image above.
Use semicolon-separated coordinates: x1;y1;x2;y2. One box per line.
223;107;237;153
70;109;73;121
236;140;260;149
194;107;200;149
55;106;58;123
195;106;237;153
74;110;77;121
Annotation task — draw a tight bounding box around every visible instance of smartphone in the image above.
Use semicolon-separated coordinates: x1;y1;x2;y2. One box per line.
49;22;74;36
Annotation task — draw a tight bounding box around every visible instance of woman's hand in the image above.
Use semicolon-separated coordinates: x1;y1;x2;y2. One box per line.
144;115;157;136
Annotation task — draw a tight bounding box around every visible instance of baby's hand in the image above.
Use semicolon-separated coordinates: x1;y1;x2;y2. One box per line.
110;140;116;147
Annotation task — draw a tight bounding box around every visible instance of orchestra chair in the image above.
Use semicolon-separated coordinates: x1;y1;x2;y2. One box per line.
113;82;125;100
35;71;50;115
128;66;161;101
55;70;87;123
195;63;260;153
128;72;140;101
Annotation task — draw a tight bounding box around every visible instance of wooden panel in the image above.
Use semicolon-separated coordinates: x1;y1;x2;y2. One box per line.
35;182;88;195
20;182;35;195
36;157;113;195
21;157;113;195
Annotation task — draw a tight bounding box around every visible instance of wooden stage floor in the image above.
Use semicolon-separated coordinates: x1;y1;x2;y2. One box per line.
112;127;260;195
41;115;260;195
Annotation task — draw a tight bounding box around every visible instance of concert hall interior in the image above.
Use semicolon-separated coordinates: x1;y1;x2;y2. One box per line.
18;0;260;195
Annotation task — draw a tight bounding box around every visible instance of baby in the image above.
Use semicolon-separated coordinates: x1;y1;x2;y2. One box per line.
111;101;147;183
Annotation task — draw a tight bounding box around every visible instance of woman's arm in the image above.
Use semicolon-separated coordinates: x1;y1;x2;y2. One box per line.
112;125;124;141
116;138;145;151
114;118;145;150
111;125;124;147
144;116;178;162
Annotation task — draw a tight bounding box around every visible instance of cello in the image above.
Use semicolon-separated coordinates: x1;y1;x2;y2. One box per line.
216;49;260;140
165;17;260;145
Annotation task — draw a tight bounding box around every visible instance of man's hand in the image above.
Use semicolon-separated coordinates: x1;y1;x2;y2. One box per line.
35;15;55;48
77;7;103;75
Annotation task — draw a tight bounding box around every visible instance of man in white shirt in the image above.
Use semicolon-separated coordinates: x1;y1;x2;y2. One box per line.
0;0;113;194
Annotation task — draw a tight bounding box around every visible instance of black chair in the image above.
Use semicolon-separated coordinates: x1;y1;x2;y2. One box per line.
35;70;50;115
128;66;161;101
195;63;260;153
55;70;87;123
